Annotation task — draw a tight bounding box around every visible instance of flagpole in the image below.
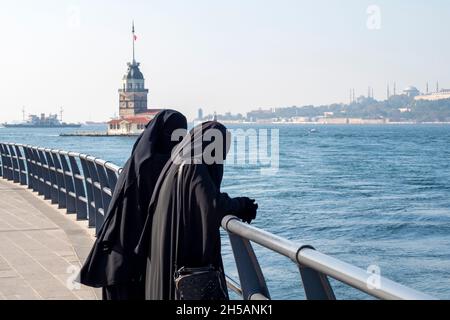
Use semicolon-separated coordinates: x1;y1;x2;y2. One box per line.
132;21;135;64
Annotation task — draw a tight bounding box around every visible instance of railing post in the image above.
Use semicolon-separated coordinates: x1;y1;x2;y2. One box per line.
68;153;88;220
44;149;59;204
59;151;77;214
7;144;20;183
105;165;120;193
36;147;51;199
95;160;112;214
79;154;96;228
14;145;28;186
23;146;35;190
0;144;9;179
49;150;67;209
3;143;13;180
30;147;44;195
296;247;336;300
86;156;105;234
0;144;3;178
223;216;271;300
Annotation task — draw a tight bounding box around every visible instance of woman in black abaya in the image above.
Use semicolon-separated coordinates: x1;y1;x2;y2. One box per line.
79;110;187;300
136;121;258;300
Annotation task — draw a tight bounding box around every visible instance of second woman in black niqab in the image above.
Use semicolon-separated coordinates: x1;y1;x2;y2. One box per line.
136;121;258;300
78;110;187;300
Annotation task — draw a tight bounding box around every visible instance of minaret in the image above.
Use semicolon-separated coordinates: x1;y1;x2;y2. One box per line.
118;22;149;118
426;82;429;94
393;82;397;96
437;81;439;93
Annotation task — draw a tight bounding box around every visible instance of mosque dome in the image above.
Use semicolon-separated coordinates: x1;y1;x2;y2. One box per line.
403;86;420;97
404;86;419;92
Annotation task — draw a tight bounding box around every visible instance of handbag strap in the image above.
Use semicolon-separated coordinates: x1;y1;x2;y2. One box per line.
174;162;184;272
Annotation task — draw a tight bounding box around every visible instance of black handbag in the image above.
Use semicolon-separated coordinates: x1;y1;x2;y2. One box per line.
174;266;228;300
173;164;229;301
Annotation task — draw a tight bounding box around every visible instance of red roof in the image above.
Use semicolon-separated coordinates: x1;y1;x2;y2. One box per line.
108;116;152;125
107;109;165;125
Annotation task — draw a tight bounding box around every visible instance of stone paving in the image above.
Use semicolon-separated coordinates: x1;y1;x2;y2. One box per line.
0;178;99;300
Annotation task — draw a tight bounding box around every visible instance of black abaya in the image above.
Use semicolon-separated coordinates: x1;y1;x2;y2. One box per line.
78;110;187;300
136;122;257;300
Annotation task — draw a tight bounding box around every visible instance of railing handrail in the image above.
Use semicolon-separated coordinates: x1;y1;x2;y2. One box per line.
222;215;434;300
0;142;437;300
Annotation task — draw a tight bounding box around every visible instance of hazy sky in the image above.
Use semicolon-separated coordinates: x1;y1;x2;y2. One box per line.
0;0;449;122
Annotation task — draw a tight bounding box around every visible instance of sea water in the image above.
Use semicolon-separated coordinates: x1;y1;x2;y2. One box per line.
1;124;450;299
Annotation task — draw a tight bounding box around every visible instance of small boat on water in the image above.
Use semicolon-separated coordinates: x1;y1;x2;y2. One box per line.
309;128;319;133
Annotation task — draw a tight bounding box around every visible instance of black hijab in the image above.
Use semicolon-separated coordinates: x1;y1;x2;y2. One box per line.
136;121;235;300
79;110;187;288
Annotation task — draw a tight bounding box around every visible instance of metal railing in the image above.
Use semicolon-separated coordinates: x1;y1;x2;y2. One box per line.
0;143;121;235
0;142;436;300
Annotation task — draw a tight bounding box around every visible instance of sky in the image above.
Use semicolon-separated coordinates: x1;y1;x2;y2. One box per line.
0;0;449;122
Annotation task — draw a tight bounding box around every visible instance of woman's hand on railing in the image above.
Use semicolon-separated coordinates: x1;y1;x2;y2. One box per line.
233;197;258;224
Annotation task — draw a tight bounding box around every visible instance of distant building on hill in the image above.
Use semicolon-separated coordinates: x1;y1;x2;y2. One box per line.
415;89;450;101
197;108;204;121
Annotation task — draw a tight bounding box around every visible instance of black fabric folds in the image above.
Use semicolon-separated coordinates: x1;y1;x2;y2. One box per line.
78;110;187;290
136;121;250;300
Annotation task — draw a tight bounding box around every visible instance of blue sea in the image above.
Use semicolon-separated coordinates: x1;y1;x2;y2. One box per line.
1;124;450;300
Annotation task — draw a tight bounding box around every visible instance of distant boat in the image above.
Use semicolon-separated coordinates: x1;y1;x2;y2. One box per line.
309;128;319;133
3;113;81;128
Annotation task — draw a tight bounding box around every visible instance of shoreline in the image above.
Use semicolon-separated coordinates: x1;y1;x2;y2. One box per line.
56;121;450;136
217;121;450;125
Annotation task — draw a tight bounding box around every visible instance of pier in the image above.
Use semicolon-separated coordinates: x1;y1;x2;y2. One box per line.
0;142;436;300
60;131;140;137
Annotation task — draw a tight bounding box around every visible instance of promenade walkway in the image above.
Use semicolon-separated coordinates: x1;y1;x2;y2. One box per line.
0;178;98;300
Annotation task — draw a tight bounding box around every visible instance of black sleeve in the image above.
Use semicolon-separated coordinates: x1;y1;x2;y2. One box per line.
193;173;245;228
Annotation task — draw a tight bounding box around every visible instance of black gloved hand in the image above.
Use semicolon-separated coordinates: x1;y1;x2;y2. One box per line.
234;197;258;224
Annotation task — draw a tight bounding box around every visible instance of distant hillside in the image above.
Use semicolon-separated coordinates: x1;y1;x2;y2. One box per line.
247;96;450;123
